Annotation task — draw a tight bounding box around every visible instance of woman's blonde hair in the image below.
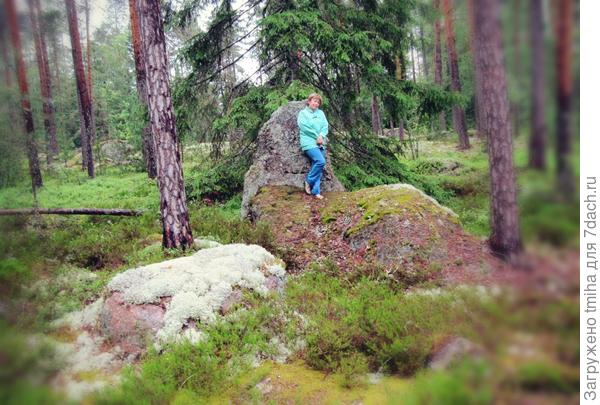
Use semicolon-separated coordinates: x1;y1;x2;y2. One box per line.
306;93;322;106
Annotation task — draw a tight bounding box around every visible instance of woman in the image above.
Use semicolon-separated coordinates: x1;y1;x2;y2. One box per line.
297;93;329;200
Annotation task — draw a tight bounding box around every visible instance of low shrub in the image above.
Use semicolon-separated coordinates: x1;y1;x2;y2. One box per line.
286;271;482;377
403;360;494;405
511;361;579;394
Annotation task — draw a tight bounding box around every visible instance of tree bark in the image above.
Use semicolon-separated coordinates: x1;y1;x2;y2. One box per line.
65;0;95;178
371;94;382;136
470;0;522;259
511;0;522;137
433;0;447;131
84;0;96;148
0;208;142;216
418;23;429;79
410;32;417;82
0;21;11;88
442;0;470;149
528;0;546;169
554;0;574;194
466;0;484;140
137;0;194;250
128;0;156;178
28;0;59;164
5;0;43;190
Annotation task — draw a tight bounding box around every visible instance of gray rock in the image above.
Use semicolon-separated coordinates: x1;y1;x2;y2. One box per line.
241;101;345;218
428;337;484;370
99;140;134;165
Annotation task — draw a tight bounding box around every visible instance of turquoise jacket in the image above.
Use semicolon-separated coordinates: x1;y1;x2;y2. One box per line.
297;107;329;151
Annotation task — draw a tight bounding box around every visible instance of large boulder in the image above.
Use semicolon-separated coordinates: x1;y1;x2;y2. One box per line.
94;244;286;356
99;139;135;165
241;101;345;218
248;184;497;282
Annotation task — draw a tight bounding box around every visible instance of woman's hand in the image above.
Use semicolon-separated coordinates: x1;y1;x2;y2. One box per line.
317;135;323;145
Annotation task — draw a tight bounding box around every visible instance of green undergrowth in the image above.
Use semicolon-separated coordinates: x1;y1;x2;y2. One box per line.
406;137;579;246
0;321;66;405
285;270;486;377
403;359;494;405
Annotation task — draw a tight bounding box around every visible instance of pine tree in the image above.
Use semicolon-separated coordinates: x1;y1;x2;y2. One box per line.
28;0;59;164
65;0;95;178
441;0;470;149
137;0;194;249
5;0;43;190
470;0;522;258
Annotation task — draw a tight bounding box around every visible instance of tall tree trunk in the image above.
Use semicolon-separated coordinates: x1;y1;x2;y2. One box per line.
442;0;470;149
137;0;194;250
65;0;94;177
371;94;382;136
49;21;61;93
433;0;447;131
128;0;156;178
410;32;417;82
84;0;95;148
528;0;546;169
28;0;59;164
511;0;522;137
554;0;573;194
466;0;484;140
418;23;429;79
0;21;11;88
470;0;522;259
5;0;43;190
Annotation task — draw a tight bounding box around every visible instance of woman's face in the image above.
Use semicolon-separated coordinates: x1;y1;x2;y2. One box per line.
308;98;320;110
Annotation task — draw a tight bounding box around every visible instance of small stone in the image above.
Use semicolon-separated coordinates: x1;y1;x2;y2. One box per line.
428;337;484;370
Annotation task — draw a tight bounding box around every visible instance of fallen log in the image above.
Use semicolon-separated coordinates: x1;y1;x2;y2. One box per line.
0;208;143;216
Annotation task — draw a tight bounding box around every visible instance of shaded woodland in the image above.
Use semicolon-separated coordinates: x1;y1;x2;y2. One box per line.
0;0;580;403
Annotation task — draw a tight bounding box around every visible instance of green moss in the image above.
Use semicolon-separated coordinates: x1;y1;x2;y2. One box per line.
321;185;459;237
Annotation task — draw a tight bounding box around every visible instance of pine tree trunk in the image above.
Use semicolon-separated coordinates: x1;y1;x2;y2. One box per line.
410;32;417;82
442;0;470;149
28;0;59;164
137;0;194;250
84;0;96;148
65;0;94;178
419;23;429;79
511;0;522;137
5;0;43;189
371;94;382;136
471;0;522;259
433;0;447;131
128;0;156;178
554;0;573;194
0;22;11;88
529;0;546;169
467;0;484;140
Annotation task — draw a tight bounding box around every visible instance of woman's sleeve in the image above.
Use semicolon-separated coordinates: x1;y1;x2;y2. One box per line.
298;110;318;138
321;112;329;138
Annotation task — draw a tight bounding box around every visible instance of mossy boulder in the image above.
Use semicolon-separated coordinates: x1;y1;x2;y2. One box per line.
241;101;345;218
249;184;493;283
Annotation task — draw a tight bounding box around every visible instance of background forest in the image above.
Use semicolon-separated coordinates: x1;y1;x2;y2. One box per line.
0;0;580;403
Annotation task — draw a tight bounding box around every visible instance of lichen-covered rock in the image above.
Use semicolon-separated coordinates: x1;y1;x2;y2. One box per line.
249;184;494;282
100;244;285;354
241;101;345;218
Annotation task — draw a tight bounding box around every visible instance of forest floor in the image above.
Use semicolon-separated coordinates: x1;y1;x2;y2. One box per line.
0;134;579;404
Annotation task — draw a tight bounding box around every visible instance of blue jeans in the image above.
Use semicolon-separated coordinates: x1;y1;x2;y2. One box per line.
304;147;326;195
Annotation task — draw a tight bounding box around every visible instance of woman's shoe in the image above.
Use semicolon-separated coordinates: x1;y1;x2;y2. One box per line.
314;194;324;200
304;181;311;195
